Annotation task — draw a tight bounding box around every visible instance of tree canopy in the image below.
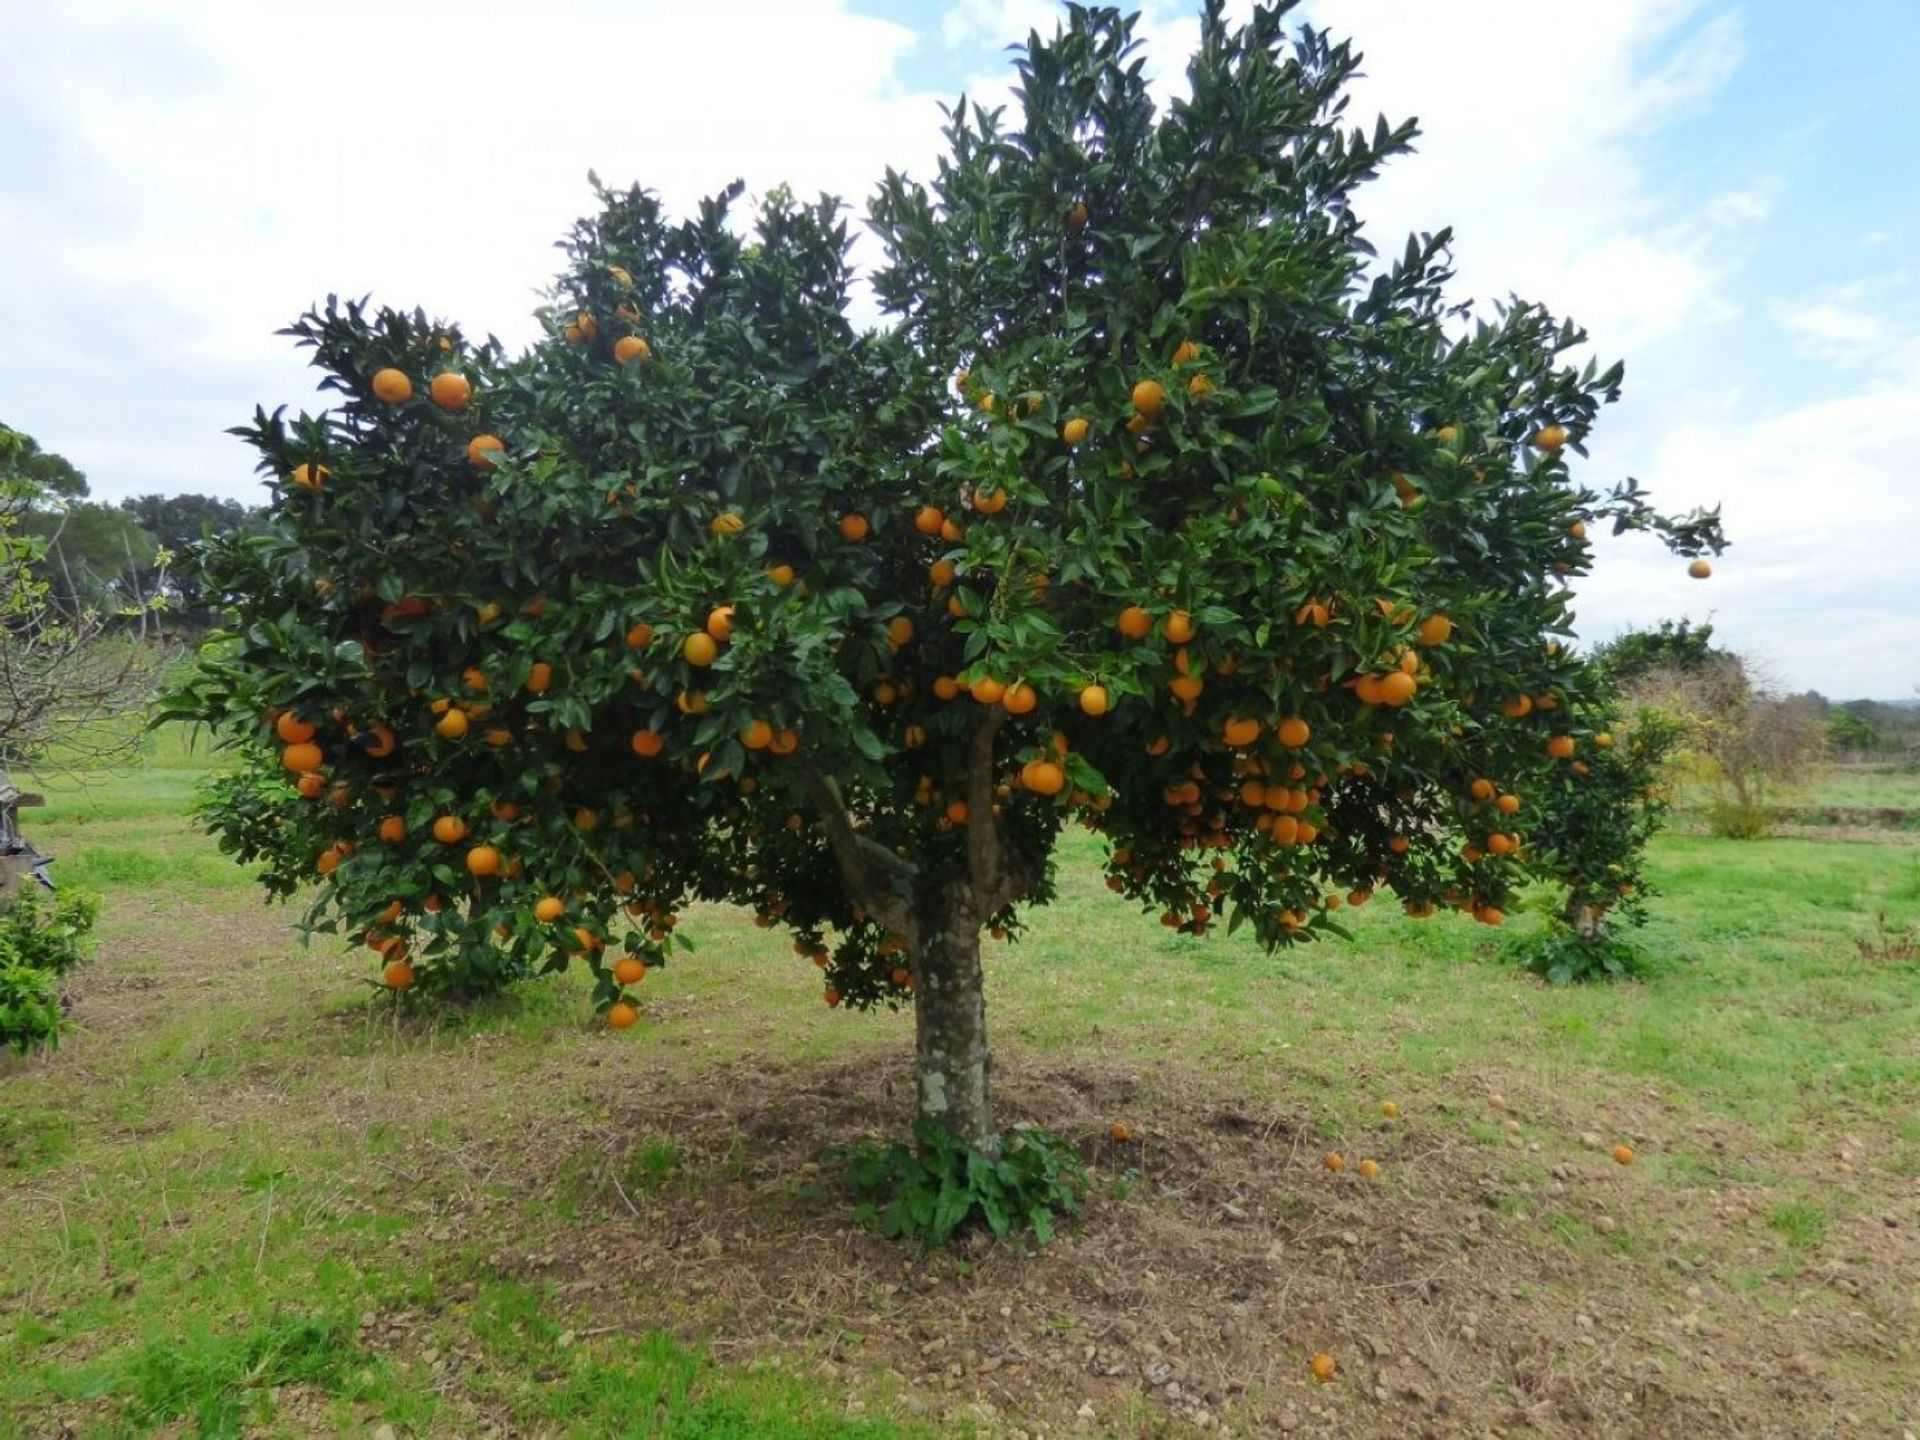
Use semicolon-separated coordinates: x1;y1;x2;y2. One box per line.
170;2;1722;1153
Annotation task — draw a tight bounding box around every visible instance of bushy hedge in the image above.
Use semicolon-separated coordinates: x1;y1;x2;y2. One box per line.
0;889;99;1056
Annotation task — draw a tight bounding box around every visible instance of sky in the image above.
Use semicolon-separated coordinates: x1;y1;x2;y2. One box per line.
1;0;1915;699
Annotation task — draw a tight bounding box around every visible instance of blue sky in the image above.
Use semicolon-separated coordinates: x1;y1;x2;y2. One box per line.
1;0;1915;697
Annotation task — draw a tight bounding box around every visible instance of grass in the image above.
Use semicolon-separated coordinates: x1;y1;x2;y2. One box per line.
4;736;1919;1434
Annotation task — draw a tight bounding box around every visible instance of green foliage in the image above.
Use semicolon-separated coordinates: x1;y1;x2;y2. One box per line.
1592;619;1721;684
1520;921;1648;986
0;889;99;1055
838;1120;1086;1247
1706;800;1772;840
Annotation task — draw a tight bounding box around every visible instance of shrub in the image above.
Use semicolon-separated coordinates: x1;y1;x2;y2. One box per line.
0;888;100;1055
837;1119;1086;1248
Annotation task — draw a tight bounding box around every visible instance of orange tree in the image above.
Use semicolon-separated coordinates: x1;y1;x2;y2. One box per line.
169;4;1721;1155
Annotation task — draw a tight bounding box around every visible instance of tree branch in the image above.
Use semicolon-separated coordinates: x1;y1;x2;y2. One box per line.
796;759;918;936
964;706;1008;912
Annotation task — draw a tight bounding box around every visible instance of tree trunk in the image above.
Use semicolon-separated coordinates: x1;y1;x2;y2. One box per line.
1564;894;1606;940
913;896;997;1154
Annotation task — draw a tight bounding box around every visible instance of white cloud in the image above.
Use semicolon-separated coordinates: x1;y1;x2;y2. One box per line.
0;0;947;500
1861;229;1893;247
1773;271;1917;369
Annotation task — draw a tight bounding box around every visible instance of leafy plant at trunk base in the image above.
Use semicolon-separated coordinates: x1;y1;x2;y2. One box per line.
0;889;101;1055
837;1120;1086;1248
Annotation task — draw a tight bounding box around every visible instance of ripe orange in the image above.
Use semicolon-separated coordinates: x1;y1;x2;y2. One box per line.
1022;759;1067;796
972;486;1009;514
929;558;957;588
1381;1100;1398;1118
1688;558;1712;579
683;632;718;666
887;615;914;649
1065;200;1089;231
1569;519;1588;541
1322;1153;1345;1173
534;896;566;924
1378;671;1417;707
1612;1144;1635;1166
383;958;416;990
839;513;870;542
1171;340;1201;366
1533;423;1568;450
1417;614;1453;646
1277;717;1310;749
1187;373;1214;399
1357;1159;1381;1180
295;773;326;799
944;800;969;825
932;675;961;701
435;708;470;741
1117;605;1152;639
1546;734;1575;759
290;463;328;492
1163;610;1194;644
466;844;501;876
281;741;323;772
1131;378;1168;420
613;956;647;986
377;815;407;844
676;689;708;715
711;511;745;536
913;505;944;536
631;728;665;758
968;675;1005;705
573;807;599;832
371;367;412;404
1497;793;1521;814
1001;682;1037;715
1309;1352;1337;1382
768;728;798;755
1469;778;1496;802
706;605;734;643
1061;416;1090;445
608;1001;639;1030
431;815;468;844
1222;716;1260;748
613;335;652;364
525;662;552;695
1078;684;1109;716
429;372;471;409
1109;1122;1131;1143
275;711;316;744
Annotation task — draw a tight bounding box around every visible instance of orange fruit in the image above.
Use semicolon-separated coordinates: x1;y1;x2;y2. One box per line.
1131;378;1168;419
711;511;745;536
1061;416;1090;445
613;335;652;364
295;773;326;799
706;605;735;643
1380;1100;1398;1118
1001;682;1037;715
281;741;323;773
1065;201;1089;232
534;896;565;924
1357;1159;1381;1180
930;558;957;588
613;957;647;986
839;513;870;542
914;505;945;535
969;675;1005;705
429;372;471;409
1688;558;1712;579
377;815;407;844
431;815;468;844
525;662;552;695
625;621;655;650
1109;1122;1131;1143
676;689;708;715
289;463;328;492
1309;1353;1337;1382
1533;424;1567;450
1469;778;1496;802
1171;340;1201;366
573;807;599;832
435;708;470;741
631;728;665;757
466;844;501;876
1222;717;1261;748
1163;610;1194;644
1497;793;1521;814
1417;614;1453;646
608;1001;639;1030
1378;671;1417;706
932;675;961;701
383;959;416;990
683;632;718;666
1277;717;1310;749
275;712;316;744
1546;734;1575;759
1117;605;1152;639
886;616;914;649
1021;759;1067;796
371;367;412;403
1323;1153;1345;1173
1187;373;1214;399
1078;684;1109;716
1612;1144;1635;1166
972;487;1008;515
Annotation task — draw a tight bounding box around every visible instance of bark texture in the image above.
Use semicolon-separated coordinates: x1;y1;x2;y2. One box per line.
913;891;996;1153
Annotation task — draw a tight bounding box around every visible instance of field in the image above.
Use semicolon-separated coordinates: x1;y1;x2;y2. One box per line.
3;735;1919;1438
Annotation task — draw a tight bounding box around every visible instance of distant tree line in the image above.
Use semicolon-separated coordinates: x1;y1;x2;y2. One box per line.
0;423;267;630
